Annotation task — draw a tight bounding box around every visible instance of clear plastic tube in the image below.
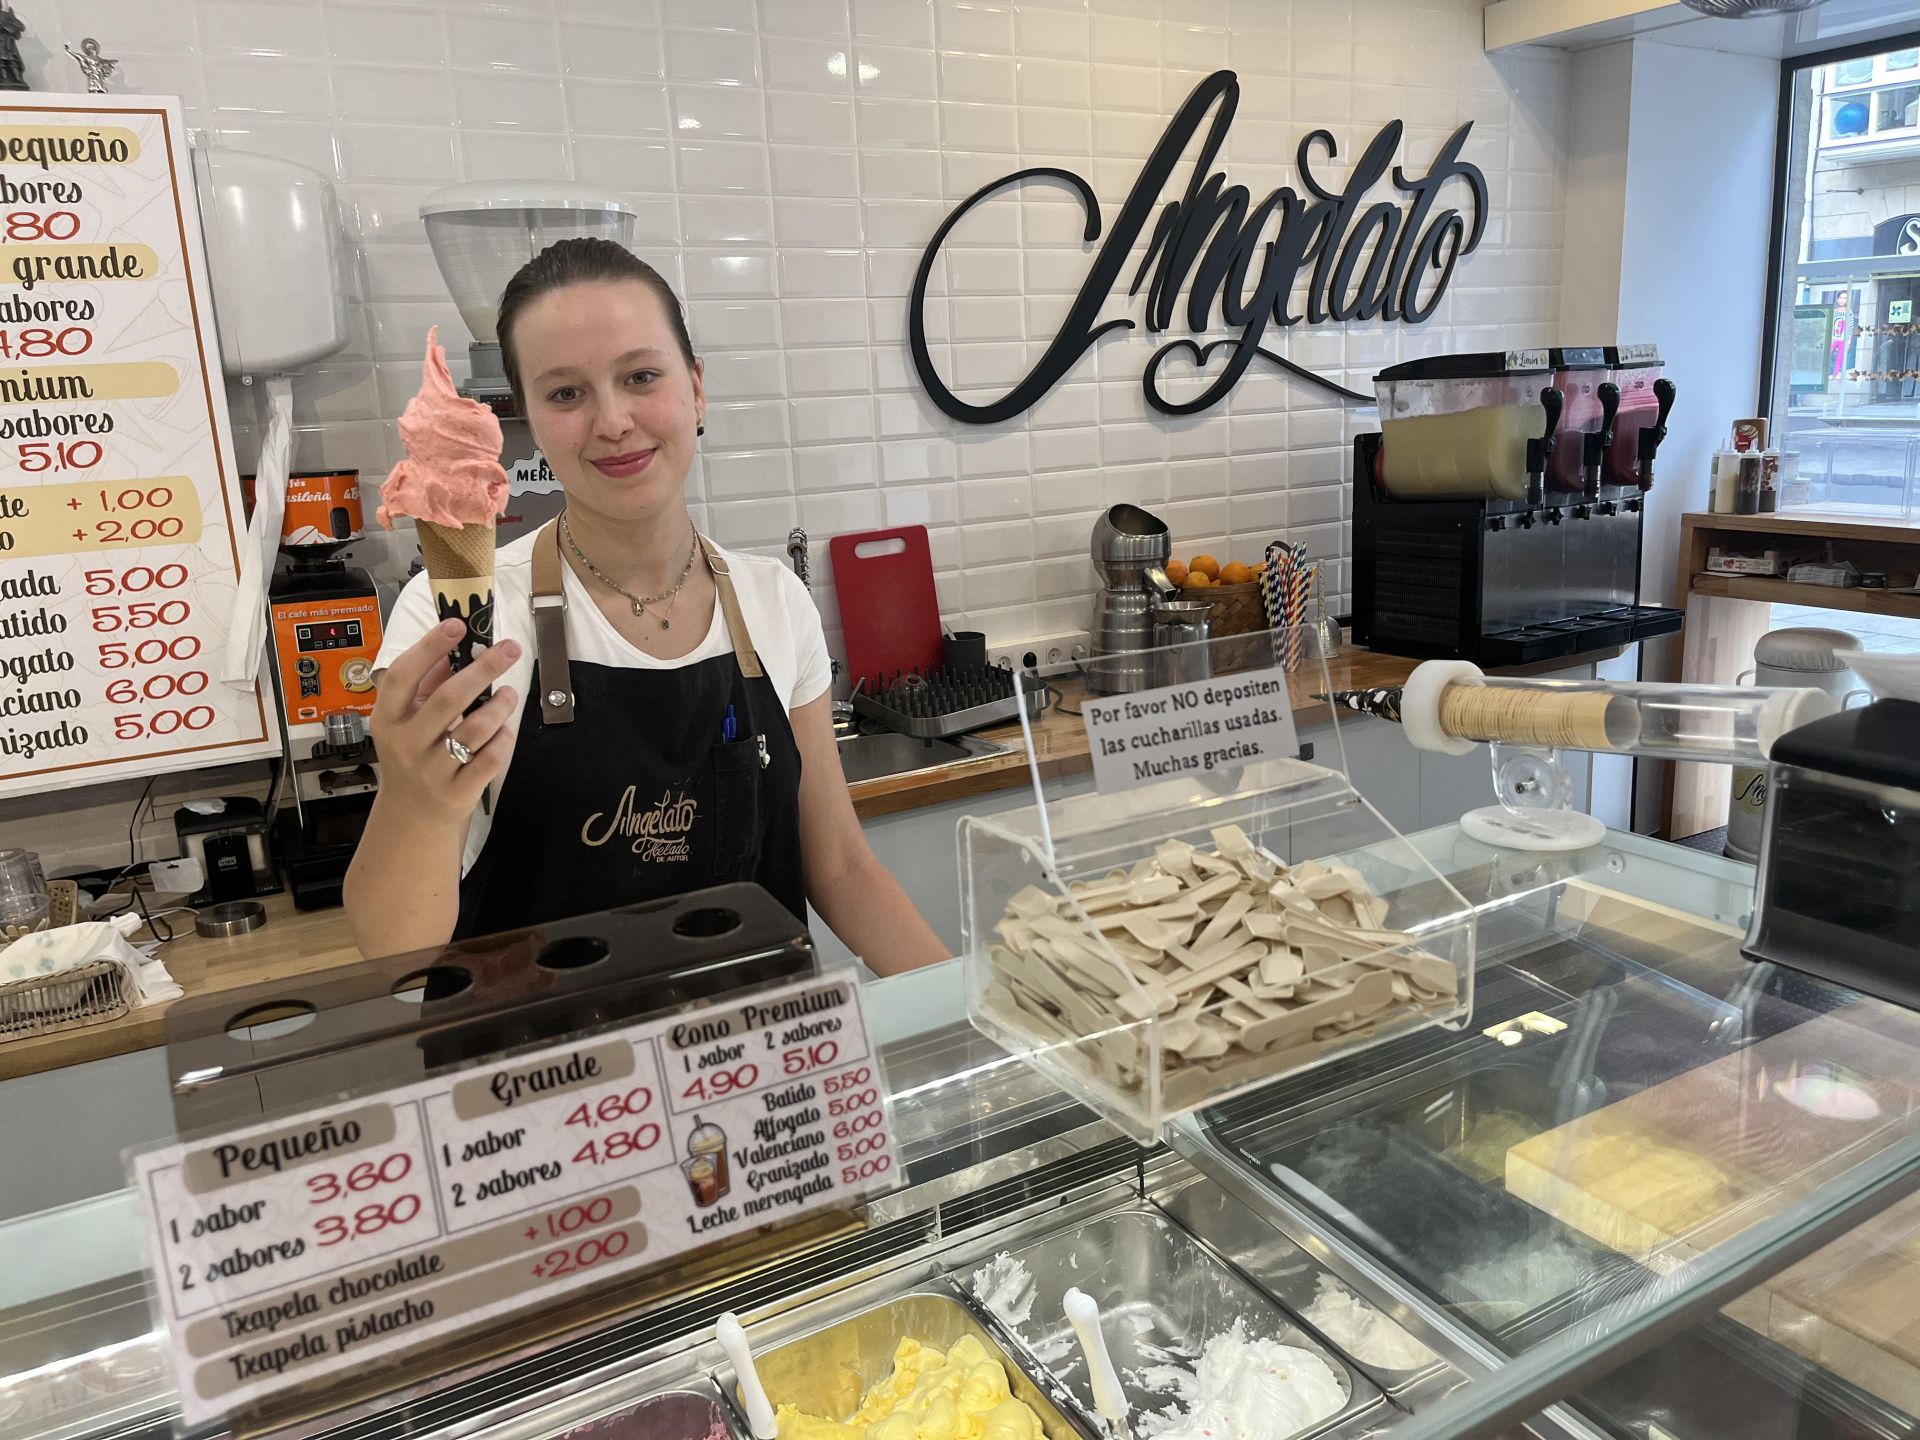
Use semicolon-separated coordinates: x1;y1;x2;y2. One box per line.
1436;676;1837;763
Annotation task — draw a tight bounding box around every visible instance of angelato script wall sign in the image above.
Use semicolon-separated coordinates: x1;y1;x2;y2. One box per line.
910;69;1491;423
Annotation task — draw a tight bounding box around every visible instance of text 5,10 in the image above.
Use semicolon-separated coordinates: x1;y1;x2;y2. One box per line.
20;438;102;472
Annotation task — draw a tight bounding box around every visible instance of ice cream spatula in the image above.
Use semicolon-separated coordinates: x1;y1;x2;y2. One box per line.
717;1311;778;1440
1063;1287;1131;1440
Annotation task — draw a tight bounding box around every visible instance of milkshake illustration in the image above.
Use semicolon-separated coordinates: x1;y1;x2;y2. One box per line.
682;1116;730;1206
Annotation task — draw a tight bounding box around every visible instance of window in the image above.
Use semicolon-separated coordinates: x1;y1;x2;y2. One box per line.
1764;35;1920;518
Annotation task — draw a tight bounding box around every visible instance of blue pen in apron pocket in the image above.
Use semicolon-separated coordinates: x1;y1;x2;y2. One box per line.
722;703;737;743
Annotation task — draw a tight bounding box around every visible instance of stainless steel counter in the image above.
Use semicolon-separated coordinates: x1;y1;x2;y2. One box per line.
4;829;1919;1440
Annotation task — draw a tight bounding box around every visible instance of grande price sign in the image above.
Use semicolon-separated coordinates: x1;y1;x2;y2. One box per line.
131;975;898;1428
0;94;276;797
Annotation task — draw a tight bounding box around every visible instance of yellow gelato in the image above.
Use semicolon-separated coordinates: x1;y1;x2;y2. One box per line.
776;1338;1045;1440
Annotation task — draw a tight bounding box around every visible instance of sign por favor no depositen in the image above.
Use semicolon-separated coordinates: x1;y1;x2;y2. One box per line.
910;69;1491;423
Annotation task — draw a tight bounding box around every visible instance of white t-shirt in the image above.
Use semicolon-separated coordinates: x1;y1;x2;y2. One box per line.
374;530;832;874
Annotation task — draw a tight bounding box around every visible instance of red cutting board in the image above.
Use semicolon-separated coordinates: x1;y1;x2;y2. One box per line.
830;524;942;688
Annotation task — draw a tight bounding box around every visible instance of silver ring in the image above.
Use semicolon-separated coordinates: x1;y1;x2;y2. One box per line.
445;734;473;766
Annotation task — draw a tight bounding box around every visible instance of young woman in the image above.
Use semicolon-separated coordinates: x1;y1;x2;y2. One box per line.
345;239;948;975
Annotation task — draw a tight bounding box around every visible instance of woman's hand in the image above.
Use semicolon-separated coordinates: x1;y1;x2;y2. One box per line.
369;619;522;829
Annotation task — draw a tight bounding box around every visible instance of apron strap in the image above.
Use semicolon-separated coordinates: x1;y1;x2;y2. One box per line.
532;523;763;728
701;536;764;679
532;519;575;725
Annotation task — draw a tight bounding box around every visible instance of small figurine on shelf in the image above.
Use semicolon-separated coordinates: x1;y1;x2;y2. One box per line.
0;4;28;92
65;36;118;93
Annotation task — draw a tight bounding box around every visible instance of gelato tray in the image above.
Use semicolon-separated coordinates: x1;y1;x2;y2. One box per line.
960;1205;1383;1440
1156;1180;1449;1402
740;1289;1089;1440
551;1383;743;1440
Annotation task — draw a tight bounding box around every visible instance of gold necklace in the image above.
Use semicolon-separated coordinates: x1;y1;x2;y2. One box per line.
562;514;699;629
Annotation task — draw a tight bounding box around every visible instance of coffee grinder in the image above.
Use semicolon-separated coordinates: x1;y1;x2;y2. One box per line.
419;183;637;548
1088;504;1180;695
252;469;386;909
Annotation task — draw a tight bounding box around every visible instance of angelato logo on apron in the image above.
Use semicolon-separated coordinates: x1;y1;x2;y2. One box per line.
580;785;699;862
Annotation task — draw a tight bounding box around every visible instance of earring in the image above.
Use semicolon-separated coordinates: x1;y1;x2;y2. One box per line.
696;423;705;436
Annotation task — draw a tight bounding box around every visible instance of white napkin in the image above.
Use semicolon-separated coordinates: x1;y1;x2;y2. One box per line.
1846;651;1920;704
0;914;183;1004
222;374;295;685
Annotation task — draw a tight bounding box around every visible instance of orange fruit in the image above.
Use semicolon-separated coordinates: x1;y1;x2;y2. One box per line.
1220;561;1254;585
1190;554;1221;581
1182;571;1214;589
1165;559;1189;586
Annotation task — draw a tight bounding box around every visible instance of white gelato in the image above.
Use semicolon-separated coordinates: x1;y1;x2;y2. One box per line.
971;1253;1037;1328
1299;1276;1436;1372
1134;1323;1346;1440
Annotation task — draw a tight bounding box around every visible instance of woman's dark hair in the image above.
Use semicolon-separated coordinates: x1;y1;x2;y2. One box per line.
496;237;696;410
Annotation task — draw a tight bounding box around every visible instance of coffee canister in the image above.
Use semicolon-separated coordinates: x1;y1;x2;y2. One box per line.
1726;627;1863;862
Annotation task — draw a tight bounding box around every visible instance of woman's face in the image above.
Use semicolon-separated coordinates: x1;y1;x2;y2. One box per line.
513;278;705;523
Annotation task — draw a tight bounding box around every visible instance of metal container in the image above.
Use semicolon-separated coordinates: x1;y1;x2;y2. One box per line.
969;1205;1384;1439
551;1383;744;1440
742;1290;1089;1440
1726;627;1863;863
1157;1180;1453;1403
1089;505;1177;696
1151;598;1213;686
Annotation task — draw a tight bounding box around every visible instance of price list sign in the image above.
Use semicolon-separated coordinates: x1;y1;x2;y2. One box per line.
131;974;900;1429
0;95;275;798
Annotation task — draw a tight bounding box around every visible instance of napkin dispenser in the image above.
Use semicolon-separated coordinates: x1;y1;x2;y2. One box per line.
173;796;279;906
1744;698;1920;1011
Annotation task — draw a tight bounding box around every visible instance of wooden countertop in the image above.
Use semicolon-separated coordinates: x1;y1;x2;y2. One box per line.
847;640;1442;817
0;641;1501;1083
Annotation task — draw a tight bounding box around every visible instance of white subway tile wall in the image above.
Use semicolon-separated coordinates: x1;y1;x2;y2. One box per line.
22;0;1565;652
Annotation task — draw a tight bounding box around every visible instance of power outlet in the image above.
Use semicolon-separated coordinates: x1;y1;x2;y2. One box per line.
990;630;1090;676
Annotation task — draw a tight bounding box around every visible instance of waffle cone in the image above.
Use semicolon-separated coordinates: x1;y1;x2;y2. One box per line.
416;518;497;581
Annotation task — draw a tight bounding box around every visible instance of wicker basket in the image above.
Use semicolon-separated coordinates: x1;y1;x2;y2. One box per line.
0;958;135;1039
1200;581;1277;674
0;881;137;1041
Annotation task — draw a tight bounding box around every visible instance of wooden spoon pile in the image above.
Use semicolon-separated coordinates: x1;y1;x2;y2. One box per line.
982;824;1460;1110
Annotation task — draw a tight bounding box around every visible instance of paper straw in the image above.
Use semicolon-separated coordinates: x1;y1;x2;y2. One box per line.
1281;541;1308;672
1261;539;1287;629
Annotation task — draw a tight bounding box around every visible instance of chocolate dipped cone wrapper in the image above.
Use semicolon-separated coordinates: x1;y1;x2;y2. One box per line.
415;518;497;677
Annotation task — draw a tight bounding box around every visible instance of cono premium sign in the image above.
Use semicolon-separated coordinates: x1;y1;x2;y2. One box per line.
910;69;1491;422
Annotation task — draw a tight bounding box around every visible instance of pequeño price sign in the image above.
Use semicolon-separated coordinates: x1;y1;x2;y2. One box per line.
910;69;1490;422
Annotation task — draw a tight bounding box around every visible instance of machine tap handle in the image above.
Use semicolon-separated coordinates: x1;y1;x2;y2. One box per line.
1637;377;1677;492
1525;386;1563;507
1582;382;1620;499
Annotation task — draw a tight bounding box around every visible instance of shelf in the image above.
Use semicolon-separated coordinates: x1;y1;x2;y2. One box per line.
1689;572;1920;618
1682;511;1920;545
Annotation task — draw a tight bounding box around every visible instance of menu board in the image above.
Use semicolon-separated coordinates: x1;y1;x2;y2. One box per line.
0;95;275;798
131;973;900;1428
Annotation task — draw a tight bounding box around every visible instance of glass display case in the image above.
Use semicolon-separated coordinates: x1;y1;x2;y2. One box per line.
3;829;1918;1440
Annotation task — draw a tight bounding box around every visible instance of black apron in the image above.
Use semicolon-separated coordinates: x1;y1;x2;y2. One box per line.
453;522;806;939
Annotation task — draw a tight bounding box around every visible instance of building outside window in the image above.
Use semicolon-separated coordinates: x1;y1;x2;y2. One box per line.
1767;33;1920;522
